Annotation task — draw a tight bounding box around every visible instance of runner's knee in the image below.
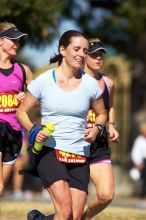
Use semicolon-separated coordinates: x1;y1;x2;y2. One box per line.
97;190;114;204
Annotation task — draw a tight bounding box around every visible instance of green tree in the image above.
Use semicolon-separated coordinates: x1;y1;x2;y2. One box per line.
64;0;146;112
0;0;68;46
62;0;146;156
1;0;146;112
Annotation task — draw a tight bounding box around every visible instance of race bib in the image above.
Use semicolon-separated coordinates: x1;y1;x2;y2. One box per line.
56;150;87;164
0;93;19;113
86;109;96;128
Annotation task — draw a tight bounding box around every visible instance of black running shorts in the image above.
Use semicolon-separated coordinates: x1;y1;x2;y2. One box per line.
89;129;111;164
29;147;90;192
0;122;22;164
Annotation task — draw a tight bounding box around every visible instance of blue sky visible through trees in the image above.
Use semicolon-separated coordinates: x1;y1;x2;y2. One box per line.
22;19;80;68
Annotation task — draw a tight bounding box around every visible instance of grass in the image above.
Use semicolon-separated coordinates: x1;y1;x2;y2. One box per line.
0;200;146;220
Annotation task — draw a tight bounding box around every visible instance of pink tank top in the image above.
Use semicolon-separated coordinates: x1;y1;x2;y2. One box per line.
0;61;25;131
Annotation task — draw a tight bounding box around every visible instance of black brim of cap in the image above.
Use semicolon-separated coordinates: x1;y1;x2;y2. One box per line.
0;27;28;40
88;47;106;54
5;32;28;40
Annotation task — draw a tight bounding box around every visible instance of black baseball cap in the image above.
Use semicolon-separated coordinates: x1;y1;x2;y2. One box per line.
0;27;28;40
88;41;106;54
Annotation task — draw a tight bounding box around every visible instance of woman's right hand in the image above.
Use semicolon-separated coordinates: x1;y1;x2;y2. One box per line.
83;126;100;143
35;130;49;143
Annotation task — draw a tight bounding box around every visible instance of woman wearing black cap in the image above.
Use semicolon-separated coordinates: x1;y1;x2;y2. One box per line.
0;21;33;195
82;39;119;220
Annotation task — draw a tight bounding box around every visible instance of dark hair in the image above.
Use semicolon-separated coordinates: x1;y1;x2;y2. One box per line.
49;30;88;66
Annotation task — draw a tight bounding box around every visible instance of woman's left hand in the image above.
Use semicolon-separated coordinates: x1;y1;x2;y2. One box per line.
108;126;119;142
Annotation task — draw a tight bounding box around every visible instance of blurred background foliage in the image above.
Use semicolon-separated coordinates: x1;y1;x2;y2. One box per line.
1;0;146;163
0;0;67;45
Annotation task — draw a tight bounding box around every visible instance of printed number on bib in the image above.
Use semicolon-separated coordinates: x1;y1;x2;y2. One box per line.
0;93;19;113
56;149;87;164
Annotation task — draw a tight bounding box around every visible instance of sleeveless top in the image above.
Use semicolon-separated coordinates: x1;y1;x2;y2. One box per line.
87;73;110;128
0;60;25;131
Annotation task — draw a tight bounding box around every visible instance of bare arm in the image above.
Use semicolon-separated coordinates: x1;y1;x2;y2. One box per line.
92;97;107;127
16;92;37;131
108;79;115;125
84;97;107;143
23;64;33;86
108;79;119;142
16;92;49;143
17;64;33;102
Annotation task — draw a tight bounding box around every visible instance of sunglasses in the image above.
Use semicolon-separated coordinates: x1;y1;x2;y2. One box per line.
88;51;105;59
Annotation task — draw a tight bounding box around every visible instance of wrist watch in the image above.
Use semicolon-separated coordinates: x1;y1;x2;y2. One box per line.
95;124;104;136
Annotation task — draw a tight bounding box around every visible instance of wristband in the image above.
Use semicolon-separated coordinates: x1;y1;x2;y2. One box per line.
28;123;43;145
95;124;104;136
108;122;116;128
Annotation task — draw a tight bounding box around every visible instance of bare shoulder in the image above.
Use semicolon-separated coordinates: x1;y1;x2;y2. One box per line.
21;63;33;84
106;76;114;88
103;75;114;88
21;63;32;73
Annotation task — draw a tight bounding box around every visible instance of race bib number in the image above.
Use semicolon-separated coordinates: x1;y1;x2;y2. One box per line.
56;150;87;164
0;93;19;113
